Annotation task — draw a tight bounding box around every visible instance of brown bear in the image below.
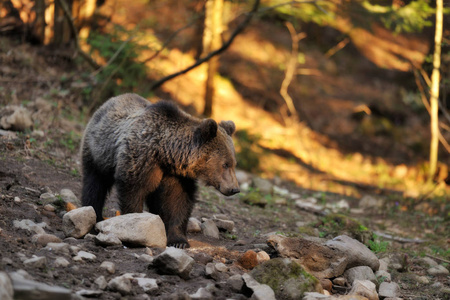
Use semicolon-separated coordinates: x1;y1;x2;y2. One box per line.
80;93;240;248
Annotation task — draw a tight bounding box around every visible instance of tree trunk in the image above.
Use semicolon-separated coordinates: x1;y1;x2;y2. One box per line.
202;0;223;117
32;0;46;43
429;0;443;179
53;0;72;45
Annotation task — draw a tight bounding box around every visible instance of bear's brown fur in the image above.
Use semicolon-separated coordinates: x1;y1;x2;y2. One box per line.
80;93;239;248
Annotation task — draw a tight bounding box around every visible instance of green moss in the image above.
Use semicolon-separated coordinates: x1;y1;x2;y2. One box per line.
240;190;267;208
318;213;372;244
250;258;321;299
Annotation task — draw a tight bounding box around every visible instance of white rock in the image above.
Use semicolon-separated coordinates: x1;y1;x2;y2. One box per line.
54;257;70;268
273;186;289;196
379;282;400;298
76;289;103;298
252;177;273;194
414;275;430;284
14;197;21;203
107;274;133;295
73;251;96;262
227;274;244;292
242;273;276;300
379;257;390;271
325;235;380;271
0;106;33;131
187;217;202;233
32;233;62;246
62;206;96;238
201;219;220;239
43;204;55;212
13;219;47;234
95;276;108;290
215;262;228;272
135;278;158;293
348;280;378;300
152;247;194;279
95;213;167;248
190;287;213;299
0;272;13;300
9;275;72;299
303;292;331;299
100;261;115;274
139;254;154;263
295;200;324;214
427;265;449;276
213;219;235;232
39;193;57;205
256;251;270;264
23;256;47;269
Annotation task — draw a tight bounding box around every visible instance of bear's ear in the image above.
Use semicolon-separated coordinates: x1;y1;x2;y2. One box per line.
219;120;236;136
194;119;218;146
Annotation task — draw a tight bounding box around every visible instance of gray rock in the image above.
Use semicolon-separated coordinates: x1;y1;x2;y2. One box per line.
252;177;273;195
379;258;389;271
201;219;220;239
0;106;33;131
43;204;56;212
325;235;380;272
420;257;438;267
135;278;158;293
375;270;391;282
187;217;202;233
95;233;122;246
213;219;235;232
332;277;346;286
94;276;108;290
0;272;13;300
39;193;57;206
273;186;289;196
23;256;47;269
62;206;96;238
54;257;70;268
190;287;213;300
249;258;322;299
379;282;400;298
344;266;377;285
215;262;228;272
10;275;72;300
73;251;96;262
95;213;167;248
235;170;251;185
139;254;154;263
152;247;194;279
227;274;244;292
302;292;331;299
205;263;218;280
242;273;276;300
44;243;70;256
13;219;47;234
100;261;115;274
359;195;384;209
427;265;449;276
295;200;325;214
59;189;81;207
348;280;378;300
107;274;133;295
32;233;62;246
414;275;430;284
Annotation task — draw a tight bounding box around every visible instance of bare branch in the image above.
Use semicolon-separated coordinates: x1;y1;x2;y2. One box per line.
149;0;260;91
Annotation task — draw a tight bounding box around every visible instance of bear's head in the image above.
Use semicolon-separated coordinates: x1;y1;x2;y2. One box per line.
193;119;240;196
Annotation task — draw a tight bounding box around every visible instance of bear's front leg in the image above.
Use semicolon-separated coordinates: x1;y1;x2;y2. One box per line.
146;176;197;249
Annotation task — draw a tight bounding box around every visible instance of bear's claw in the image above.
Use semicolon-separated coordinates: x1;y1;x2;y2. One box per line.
168;243;190;249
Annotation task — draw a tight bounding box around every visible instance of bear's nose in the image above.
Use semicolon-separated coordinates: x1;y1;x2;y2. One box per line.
230;188;240;195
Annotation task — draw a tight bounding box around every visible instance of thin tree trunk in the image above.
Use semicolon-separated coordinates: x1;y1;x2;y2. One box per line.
429;0;443;179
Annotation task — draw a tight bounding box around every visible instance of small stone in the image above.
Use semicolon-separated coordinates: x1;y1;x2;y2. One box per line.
227;274;244;292
235;170;251;185
359;195;383;209
44;242;70;256
14;197;21;203
23;256;47;269
256;251;270;264
187;217;202;233
43;204;56;212
427;265;449;276
100;261;116;274
95;276;108;290
13;219;47;234
274;198;287;205
193;252;213;265
95;233;122;246
73;251;96;262
151;247;194;279
252;177;273;194
201;219;220;239
190;287;213;299
349;280;378;300
215;262;228;272
2;258;13;265
39;193;57;205
238;250;258;269
32;233;62;246
344;266;377;285
76;289;103;297
379;282;400;298
205;263;219;280
332;277;346;286
414;275;430;284
107;274;133;295
379;258;389;271
242;273;276;300
273;186;289;196
320;278;332;292
213;219;235;232
62;206;96;238
135;278;158;293
420;257;438;267
54;257;70;268
59;189;81;207
139;254;154;263
391;263;403;271
375;270;391;282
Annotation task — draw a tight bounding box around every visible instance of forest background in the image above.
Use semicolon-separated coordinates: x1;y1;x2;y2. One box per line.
1;0;449;214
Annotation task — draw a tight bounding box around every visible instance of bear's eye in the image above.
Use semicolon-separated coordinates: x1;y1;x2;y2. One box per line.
222;163;229;169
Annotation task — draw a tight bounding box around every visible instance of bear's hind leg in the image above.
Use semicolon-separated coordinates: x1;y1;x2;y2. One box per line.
146;176;196;249
81;164;114;222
